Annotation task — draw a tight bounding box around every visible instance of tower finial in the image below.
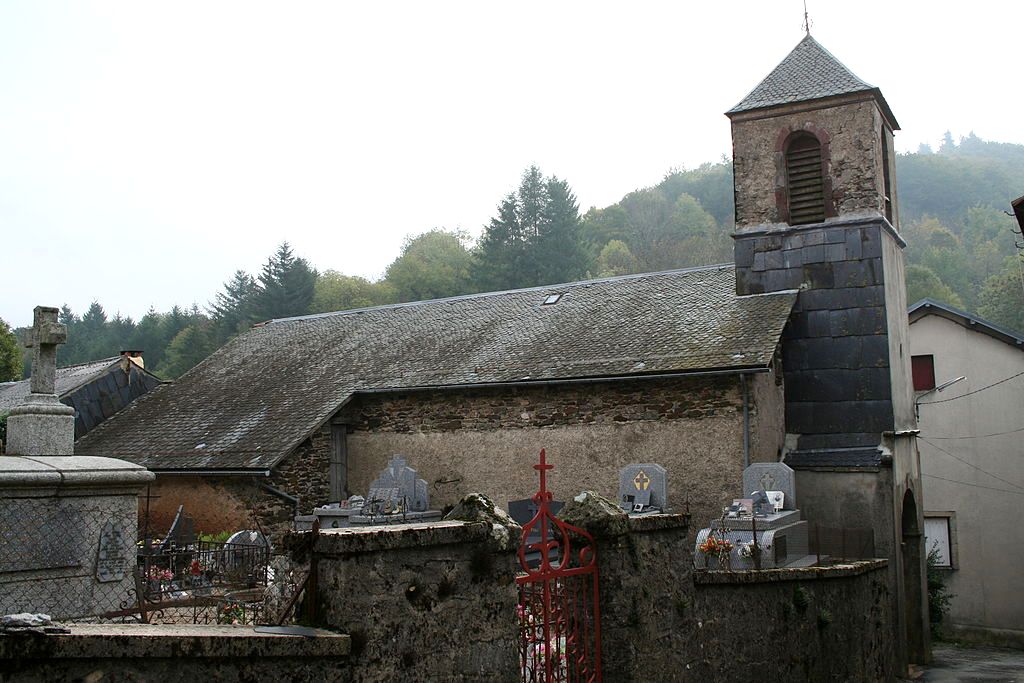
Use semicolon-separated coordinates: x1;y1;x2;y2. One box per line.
802;0;812;35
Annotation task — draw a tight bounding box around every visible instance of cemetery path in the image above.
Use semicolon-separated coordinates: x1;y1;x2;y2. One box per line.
920;643;1024;682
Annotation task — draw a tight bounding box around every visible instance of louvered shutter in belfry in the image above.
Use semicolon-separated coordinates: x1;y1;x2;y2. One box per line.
786;135;826;225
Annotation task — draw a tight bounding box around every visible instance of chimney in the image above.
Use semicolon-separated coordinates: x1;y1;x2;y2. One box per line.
120;350;144;369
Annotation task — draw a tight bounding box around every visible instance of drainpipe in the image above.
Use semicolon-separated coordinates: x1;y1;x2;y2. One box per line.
260;481;300;518
741;373;751;469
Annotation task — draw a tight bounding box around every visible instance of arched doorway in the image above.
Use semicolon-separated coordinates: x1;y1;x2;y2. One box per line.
901;490;929;663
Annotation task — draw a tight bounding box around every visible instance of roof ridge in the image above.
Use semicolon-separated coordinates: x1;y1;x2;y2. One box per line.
57;356;121;371
267;263;739;325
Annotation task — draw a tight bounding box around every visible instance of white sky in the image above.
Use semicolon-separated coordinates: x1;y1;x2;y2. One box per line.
2;1;1022;328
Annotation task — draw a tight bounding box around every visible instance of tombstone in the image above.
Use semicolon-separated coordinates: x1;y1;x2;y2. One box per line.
158;505;197;552
0;305;155;620
507;498;564;526
742;462;796;510
363;455;430;514
617;463;667;513
315;455;441;527
695;461;811;570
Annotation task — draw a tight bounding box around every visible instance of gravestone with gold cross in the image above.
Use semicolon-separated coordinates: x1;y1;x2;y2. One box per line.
618;463;668;513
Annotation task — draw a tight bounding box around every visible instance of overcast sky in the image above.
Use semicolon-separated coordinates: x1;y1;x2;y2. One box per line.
2;1;1021;328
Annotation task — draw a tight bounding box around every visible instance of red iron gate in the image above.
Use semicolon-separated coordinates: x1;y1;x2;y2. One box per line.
516;449;602;682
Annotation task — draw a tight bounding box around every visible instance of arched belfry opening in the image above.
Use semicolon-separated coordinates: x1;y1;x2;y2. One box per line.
784;132;826;225
901;490;930;664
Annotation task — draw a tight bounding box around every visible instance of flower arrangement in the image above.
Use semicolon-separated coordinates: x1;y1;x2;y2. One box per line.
146;566;174;582
517;602;569;679
218;601;246;625
698;534;733;569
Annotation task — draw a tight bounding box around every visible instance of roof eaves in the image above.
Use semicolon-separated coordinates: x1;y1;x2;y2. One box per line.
909;298;1024;350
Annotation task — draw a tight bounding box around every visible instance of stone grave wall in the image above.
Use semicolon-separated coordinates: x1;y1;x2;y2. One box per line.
0;492;140;620
692;562;894;681
305;513;521;682
560;491;895;682
332;374;784;538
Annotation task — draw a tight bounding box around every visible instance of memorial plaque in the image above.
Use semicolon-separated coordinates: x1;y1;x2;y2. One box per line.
95;519;130;583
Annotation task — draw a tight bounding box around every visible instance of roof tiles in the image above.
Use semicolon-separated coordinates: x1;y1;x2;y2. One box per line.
76;266;797;471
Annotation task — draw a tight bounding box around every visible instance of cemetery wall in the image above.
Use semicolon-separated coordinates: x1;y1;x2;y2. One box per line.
0;623;351;682
561;492;896;682
306;509;521;682
335;373;784;538
692;561;894;681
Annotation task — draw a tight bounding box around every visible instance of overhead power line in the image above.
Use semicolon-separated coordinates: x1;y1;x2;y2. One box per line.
917;370;1024;406
924;473;1024;497
920;437;1024;492
924;425;1024;440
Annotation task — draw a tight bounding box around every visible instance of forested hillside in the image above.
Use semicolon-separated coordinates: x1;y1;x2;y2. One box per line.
4;134;1022;382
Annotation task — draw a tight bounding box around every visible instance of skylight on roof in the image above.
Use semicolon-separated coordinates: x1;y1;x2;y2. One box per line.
542;294;563;306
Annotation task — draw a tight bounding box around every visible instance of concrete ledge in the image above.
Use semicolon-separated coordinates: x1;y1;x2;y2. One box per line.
694;558;887;585
0;624;350;660
312;519;496;555
0;455;155;491
626;512;690;533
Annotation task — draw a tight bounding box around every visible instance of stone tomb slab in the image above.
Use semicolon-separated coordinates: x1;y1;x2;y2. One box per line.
618;463;667;512
742;462;796;510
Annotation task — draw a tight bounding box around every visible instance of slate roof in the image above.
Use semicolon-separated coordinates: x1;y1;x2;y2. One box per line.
0;357;121;414
727;34;898;129
75;266;798;472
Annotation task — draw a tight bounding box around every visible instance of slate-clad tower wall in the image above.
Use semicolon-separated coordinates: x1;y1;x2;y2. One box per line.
727;35;929;671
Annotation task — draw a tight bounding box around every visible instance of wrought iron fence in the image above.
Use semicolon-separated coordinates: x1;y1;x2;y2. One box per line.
0;498;305;625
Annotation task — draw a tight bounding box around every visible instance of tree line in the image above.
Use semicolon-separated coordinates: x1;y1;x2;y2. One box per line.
2;133;1022;382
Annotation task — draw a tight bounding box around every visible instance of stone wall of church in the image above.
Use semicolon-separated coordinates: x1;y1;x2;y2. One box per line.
332;373;784;539
731;98;888;230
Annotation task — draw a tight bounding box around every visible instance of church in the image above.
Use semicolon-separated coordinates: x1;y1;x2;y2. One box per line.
76;34;930;670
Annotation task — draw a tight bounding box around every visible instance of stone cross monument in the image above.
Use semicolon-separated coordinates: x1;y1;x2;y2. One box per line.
6;306;77;456
1;305;155;620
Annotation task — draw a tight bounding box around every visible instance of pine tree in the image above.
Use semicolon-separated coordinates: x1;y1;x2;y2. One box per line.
475;166;587;291
253;242;317;320
210;270;259;338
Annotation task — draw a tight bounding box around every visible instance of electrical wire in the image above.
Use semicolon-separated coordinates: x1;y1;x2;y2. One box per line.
917;369;1024;405
923;425;1024;440
919;437;1024;492
923;473;1024;497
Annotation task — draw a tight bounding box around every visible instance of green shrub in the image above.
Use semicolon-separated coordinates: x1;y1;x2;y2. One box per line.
927;544;954;639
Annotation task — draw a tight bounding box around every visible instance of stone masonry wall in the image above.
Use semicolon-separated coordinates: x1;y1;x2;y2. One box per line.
735;217;897;452
331;375;783;540
731;98;888;229
304;499;521;682
561;491;895;682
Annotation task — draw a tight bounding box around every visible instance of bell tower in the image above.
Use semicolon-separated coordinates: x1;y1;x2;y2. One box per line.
727;35;929;671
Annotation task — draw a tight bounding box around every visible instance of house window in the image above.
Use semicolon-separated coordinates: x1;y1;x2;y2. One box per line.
924;513;957;569
912;355;936;391
785;133;826;225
